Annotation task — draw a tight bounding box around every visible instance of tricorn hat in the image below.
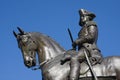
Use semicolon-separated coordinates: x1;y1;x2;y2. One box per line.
79;9;96;20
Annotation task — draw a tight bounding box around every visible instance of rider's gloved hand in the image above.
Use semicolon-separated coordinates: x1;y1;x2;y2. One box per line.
72;41;77;50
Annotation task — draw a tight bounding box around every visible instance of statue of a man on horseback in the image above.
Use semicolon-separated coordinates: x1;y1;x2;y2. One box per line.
61;9;103;80
13;9;120;80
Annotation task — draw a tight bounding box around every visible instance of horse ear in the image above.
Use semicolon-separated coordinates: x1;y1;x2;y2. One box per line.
17;27;24;35
13;31;17;38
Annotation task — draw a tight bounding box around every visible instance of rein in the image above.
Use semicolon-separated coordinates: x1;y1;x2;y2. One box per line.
31;58;53;70
31;53;65;70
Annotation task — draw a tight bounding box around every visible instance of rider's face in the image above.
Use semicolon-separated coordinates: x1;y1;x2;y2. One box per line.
80;15;90;26
81;16;89;22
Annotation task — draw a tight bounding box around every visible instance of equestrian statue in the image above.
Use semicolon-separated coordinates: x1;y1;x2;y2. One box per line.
13;9;120;80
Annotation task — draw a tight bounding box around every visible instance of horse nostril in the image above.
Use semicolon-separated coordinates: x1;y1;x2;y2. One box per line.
26;61;31;64
25;60;31;66
24;59;36;68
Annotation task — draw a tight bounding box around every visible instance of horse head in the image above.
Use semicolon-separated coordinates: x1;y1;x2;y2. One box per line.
13;27;37;68
13;27;65;69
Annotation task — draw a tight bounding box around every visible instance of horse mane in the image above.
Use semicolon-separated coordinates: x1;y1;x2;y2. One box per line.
28;32;65;52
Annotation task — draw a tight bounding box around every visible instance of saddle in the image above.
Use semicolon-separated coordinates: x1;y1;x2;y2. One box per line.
79;61;90;75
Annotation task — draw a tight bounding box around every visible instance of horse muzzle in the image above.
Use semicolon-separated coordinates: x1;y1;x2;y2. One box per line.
24;57;36;68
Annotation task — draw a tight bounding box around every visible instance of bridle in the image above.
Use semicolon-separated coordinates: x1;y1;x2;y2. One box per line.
31;58;53;70
31;59;50;70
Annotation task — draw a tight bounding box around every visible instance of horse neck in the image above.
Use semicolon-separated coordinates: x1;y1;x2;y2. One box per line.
34;33;65;63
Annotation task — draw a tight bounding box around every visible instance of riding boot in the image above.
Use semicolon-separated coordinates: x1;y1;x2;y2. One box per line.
70;57;80;80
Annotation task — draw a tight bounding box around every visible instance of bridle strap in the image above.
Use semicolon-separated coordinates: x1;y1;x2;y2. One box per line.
31;59;51;70
31;52;65;70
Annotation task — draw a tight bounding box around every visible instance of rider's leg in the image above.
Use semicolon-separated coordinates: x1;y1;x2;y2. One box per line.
69;48;86;80
70;57;80;80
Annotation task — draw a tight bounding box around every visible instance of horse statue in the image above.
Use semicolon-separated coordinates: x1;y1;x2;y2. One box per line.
13;27;120;80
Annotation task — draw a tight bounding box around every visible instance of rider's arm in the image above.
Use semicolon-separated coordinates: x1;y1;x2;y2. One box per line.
75;25;98;45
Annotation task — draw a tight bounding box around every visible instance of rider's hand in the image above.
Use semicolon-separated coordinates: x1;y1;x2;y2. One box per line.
72;41;77;50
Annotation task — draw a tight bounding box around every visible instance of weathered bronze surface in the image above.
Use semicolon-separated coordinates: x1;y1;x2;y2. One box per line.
61;9;103;80
13;9;120;80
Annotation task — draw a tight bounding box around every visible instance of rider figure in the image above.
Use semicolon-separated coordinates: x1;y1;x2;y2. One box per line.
61;9;103;80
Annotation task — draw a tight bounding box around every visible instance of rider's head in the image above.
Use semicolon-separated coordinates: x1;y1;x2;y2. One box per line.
79;9;96;26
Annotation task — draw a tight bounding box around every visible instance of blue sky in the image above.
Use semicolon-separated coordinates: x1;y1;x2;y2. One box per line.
0;0;120;80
